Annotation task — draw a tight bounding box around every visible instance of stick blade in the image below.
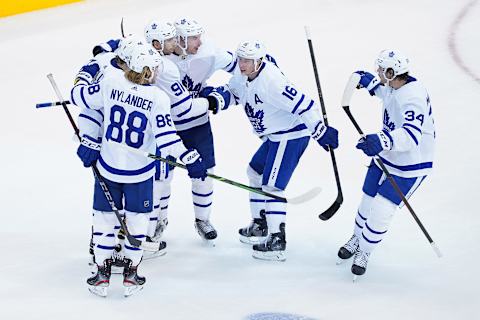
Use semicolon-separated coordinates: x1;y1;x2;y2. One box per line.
318;193;343;220
288;186;322;205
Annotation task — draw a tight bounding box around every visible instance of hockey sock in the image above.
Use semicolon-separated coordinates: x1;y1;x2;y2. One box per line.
263;186;286;234
359;195;397;253
354;193;374;238
191;172;213;221
247;166;266;219
92;210;119;264
124;211;149;266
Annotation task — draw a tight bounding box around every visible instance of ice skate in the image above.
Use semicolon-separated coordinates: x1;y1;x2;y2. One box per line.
252;223;286;262
239;210;268;245
142;236;167;260
111;242;126;274
151;217;168;242
194;218;217;246
87;258;112;297
337;234;359;265
351;249;370;281
123;259;146;297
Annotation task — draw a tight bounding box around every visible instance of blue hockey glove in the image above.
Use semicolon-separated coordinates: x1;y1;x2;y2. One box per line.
313;122;339;151
92;39;120;56
74;62;100;85
77;136;101;167
180;149;207;180
199;86;230;114
356;130;393;156
354;71;380;96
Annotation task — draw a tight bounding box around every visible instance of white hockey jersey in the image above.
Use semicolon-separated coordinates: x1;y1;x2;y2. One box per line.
226;61;324;142
153;57;209;132
373;77;435;178
77;52;123;142
70;72;189;183
166;41;236;130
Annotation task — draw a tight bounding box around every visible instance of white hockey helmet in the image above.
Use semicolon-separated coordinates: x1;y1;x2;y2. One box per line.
236;40;266;72
174;17;204;38
375;49;410;80
117;35;147;64
144;20;177;46
128;44;163;74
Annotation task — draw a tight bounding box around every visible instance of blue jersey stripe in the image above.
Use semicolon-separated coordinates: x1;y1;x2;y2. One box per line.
176;103;193;118
79;114;101;127
291;94;305;114
403;123;422;133
379;156;432;171
298;100;315;116
403;127;419;145
155;130;177;139
171;95;191;108
157;138;181;150
80;86;91;109
99;156;155;176
265;211;286;215
70;87;78;106
271;124;307;135
173;112;207;125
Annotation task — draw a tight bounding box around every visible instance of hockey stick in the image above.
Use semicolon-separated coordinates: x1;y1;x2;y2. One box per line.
304;26;343;220
116;144;321;205
36;100;71;108
341;73;442;258
46;74;160;252
120;17;125;38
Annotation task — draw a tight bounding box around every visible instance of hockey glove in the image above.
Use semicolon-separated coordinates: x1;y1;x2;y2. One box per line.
313;122;339;151
199;86;230;114
180;149;207;180
354;71;381;96
92;39;120;56
74;62;100;86
356;130;393;156
77;136;101;167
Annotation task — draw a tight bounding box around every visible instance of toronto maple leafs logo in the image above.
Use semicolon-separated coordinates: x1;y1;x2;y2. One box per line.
383;109;395;131
182;74;202;97
151;23;157;30
244;102;266;134
389;51;395;57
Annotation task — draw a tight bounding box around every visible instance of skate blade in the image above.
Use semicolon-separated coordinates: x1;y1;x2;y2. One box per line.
124;285;144;297
336;258;350;265
352;275;358;282
252;250;286;262
239;235;266;245
201;238;216;247
142;249;167;260
88;285;108;297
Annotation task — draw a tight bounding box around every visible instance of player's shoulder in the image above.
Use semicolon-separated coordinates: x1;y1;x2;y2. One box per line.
395;76;428;105
161;57;181;78
258;61;287;88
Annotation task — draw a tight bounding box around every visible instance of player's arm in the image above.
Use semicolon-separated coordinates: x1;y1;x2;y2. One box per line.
214;48;237;74
389;97;426;152
269;80;338;150
92;39;120;57
151;93;206;179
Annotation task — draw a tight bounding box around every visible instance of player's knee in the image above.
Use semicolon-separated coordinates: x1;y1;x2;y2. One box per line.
370;195;397;226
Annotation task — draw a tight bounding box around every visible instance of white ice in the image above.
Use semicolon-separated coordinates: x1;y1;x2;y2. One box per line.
0;0;479;319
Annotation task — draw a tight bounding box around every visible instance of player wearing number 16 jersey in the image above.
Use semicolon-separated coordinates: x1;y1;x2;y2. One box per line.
200;40;339;261
70;44;207;297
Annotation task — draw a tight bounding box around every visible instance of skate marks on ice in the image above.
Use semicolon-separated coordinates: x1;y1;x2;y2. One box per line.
244;313;319;320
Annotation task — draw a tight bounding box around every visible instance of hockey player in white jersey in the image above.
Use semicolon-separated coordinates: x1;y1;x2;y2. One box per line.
200;41;339;261
144;20;212;243
71;44;207;297
337;49;435;278
146;18;237;243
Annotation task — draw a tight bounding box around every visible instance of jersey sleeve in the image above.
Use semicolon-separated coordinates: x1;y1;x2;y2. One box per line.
214;47;237;73
150;91;189;158
389;94;427;152
70;82;105;111
78;108;104;142
266;73;324;133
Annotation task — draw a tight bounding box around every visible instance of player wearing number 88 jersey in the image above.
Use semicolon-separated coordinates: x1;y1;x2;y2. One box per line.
71;44;206;296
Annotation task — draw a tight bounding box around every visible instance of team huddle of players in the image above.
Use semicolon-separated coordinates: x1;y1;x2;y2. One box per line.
70;17;435;297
